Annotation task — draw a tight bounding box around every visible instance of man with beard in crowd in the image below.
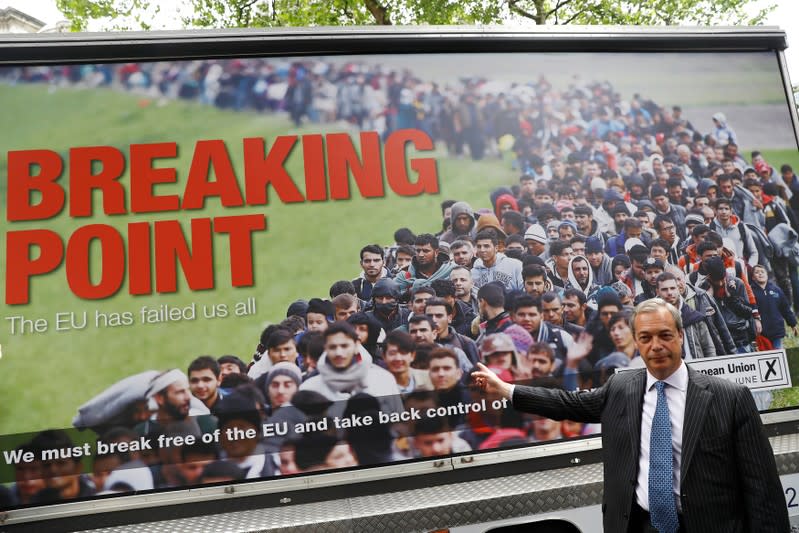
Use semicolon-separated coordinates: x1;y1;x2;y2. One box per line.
562;288;592;329
511;294;573;368
522;264;551;298
395;234;455;296
409;314;473;375
426;297;480;368
451;266;479;315
574;205;605;245
431;278;477;338
188;356;225;415
137;369;217;437
542;291;584;338
353;244;387;301
440;201;477;244
566;255;599;299
450;239;476;268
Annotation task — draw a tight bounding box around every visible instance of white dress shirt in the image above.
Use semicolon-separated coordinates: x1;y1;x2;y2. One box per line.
636;361;688;511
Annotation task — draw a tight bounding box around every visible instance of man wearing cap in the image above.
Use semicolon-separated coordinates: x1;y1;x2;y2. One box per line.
305;298;335;333
651;185;687;240
698;256;756;352
137;369;217;438
524;224;549;259
366;278;410;333
472;297;788;533
633;258;664;306
471;230;524;292
480;333;521;379
585;237;613;286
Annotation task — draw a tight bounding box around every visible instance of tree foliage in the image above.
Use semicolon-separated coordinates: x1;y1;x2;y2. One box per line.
56;0;775;31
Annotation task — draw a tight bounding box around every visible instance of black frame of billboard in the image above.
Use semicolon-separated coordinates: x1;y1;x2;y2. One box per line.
2;25;799;530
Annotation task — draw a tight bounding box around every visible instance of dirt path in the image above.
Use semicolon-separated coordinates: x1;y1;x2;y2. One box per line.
682;104;798;151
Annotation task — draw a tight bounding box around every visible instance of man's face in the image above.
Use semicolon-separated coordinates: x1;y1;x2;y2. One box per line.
634;308;684;380
360;252;384;279
586;251;604;268
555;246;573;270
451;269;474;298
159;382;191;419
561;210;575;221
631;259;646;281
657;279;681;306
783;169;795;182
415;432;453;457
353;323;370;344
524;276;547;297
653;195;670;212
668;185;682;202
572;259;590;286
268;375;298;407
542;298;563;325
429;356;462;390
176;453;215;486
269;340;298;365
527;240;546;256
451;245;474;267
715;202;732;224
574;213;591;233
425;305;451;338
559;226;575;241
513;306;542;334
219;362;242;379
721;161;735;175
529;351;554;378
658;220;676;244
700;249;719;262
335;302;358;321
747;185;763;202
415;243;436;267
486;351;513;370
719;180;733;198
645;267;663;287
626;225;643;240
505;241;526;254
409;321;436;344
520;179;536;196
189;368;219;403
306;312;329;333
535;192;553;206
42;457;81;495
650;246;668;263
694;196;710;209
324;332;358;369
562;296;584;323
395;252;413;271
598;305;620;328
475;239;497;264
384;343;414;375
411;292;433;314
571;241;586;256
613;212;628;226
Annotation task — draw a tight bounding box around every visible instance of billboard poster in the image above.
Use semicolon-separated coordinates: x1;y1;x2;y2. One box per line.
1;49;798;509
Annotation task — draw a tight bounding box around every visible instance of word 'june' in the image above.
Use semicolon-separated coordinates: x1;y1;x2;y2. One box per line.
5;129;439;305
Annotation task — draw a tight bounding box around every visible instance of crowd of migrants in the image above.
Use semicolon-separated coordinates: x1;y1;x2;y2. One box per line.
5;64;799;509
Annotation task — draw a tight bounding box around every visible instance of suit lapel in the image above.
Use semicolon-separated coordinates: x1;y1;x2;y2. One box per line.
626;370;646;457
681;368;712;484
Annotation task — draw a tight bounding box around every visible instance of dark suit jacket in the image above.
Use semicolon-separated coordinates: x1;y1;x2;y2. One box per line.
512;366;789;532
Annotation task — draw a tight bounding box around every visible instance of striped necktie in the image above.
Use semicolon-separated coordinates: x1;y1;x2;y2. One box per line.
649;381;679;533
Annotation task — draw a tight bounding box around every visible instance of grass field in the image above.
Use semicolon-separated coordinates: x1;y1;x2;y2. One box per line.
0;78;797;437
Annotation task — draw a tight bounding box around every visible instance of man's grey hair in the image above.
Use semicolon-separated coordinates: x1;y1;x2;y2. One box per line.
630;298;683;337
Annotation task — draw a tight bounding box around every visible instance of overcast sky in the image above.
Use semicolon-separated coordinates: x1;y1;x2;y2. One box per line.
2;0;798;87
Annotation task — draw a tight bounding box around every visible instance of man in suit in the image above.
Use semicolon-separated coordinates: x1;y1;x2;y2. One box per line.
472;298;788;532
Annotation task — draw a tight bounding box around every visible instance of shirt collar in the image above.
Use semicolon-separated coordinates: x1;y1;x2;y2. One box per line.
646;360;688;392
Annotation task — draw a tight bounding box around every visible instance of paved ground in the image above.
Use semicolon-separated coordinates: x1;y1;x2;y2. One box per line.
664;104;797;151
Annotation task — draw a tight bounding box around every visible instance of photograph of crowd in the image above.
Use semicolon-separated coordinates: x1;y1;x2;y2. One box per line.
2;50;798;508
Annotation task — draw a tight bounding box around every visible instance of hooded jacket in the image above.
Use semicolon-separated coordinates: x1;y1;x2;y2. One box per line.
591;253;615;286
679;299;716;359
565;255;599;298
439;201;476;244
300;345;403;416
471;252;523;292
709;214;758;267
